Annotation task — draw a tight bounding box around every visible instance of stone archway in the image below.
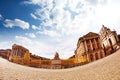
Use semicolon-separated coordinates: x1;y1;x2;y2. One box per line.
95;53;98;60
90;54;94;62
100;53;103;58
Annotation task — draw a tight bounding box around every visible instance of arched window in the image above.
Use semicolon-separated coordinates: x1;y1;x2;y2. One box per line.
95;53;98;60
103;44;106;56
90;54;93;62
100;53;103;58
114;36;118;43
109;38;114;50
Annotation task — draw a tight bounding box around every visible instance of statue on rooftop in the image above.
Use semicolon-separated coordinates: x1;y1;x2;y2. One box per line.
53;52;60;60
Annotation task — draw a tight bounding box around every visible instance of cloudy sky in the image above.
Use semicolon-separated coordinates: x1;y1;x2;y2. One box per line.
0;0;120;59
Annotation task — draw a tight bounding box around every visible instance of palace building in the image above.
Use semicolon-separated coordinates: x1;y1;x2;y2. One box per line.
9;44;29;61
75;25;120;64
75;32;105;63
100;25;119;55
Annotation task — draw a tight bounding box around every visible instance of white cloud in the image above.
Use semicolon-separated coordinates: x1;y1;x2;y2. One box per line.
30;13;38;20
54;37;78;59
0;14;3;20
15;36;32;44
4;19;30;29
0;41;13;49
93;0;120;34
37;29;61;37
24;0;120;35
0;14;2;17
22;0;120;58
24;0;53;7
86;0;108;5
32;25;40;30
15;35;56;58
24;0;100;36
25;33;36;38
15;35;77;59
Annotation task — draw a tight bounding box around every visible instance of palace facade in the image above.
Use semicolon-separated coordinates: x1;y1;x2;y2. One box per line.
9;44;29;61
75;32;105;64
100;25;119;55
75;25;119;64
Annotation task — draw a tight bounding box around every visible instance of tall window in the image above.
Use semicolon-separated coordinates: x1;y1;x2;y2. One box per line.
114;36;118;43
103;44;106;56
109;38;114;50
95;53;98;60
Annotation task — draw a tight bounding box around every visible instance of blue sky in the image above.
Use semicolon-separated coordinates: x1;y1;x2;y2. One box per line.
0;0;120;59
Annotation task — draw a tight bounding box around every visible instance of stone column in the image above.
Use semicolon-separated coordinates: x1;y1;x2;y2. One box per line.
13;49;15;56
84;40;88;52
102;50;105;57
93;53;96;61
16;48;18;56
89;40;93;51
86;54;90;62
98;38;102;48
94;38;98;49
83;41;86;54
98;52;101;59
15;49;17;56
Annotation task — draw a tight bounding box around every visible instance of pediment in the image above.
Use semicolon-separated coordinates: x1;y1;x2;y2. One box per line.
83;32;99;38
